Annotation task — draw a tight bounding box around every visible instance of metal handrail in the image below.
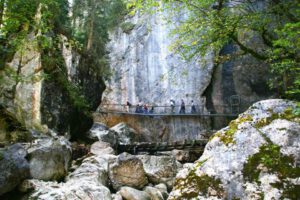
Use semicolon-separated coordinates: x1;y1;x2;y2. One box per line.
98;103;239;115
100;104;232;108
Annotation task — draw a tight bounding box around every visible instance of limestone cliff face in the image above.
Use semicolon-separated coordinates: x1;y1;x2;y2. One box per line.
0;34;104;141
0;33;44;132
102;13;214;108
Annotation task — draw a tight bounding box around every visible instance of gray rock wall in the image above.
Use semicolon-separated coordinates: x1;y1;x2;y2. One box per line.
102;12;214;108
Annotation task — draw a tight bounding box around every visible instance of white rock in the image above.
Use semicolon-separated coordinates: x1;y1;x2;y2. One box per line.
119;186;151;200
169;99;300;199
91;141;115;156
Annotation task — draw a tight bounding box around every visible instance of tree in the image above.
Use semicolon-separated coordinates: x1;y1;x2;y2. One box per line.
130;0;300;100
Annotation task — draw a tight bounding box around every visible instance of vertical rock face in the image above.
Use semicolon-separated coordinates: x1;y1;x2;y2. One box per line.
205;45;274;129
0;34;45;132
102;13;214;108
0;33;105;139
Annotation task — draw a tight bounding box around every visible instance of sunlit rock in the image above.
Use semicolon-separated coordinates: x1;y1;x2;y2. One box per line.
168;99;300;199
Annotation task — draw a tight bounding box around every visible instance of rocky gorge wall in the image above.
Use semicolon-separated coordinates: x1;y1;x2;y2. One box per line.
0;33;105;142
98;6;273;139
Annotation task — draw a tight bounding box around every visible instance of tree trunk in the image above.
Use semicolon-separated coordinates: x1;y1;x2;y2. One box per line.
0;0;5;26
86;0;97;51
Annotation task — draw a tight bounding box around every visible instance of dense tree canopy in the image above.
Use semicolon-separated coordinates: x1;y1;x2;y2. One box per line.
130;0;300;100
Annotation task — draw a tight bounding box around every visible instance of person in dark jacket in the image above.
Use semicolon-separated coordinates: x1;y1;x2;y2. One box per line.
179;99;185;114
191;100;196;113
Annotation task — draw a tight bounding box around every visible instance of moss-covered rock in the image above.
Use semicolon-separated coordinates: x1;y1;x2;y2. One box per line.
212;115;253;145
169;99;300;199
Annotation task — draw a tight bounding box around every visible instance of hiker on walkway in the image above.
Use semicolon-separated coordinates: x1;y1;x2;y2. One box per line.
149;105;154;114
170;99;175;113
191;100;196;113
135;102;143;113
126;101;132;112
143;104;149;114
179;99;185;114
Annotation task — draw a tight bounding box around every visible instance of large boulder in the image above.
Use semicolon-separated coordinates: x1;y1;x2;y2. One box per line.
21;154;114;199
66;156;110;187
27;136;72;181
119;186;151;200
109;153;148;190
110;123;139;145
137;155;178;189
169;99;300;200
0;144;30;195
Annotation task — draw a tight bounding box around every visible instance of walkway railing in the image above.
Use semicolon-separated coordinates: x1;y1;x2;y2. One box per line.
98;103;240;117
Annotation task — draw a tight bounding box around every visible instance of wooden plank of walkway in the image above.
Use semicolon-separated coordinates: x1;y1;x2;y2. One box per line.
98;110;238;117
117;139;208;154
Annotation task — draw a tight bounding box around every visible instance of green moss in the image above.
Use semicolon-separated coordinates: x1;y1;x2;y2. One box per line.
255;107;300;128
120;22;135;33
214;115;253;146
174;173;224;199
172;160;224;199
243;144;300;198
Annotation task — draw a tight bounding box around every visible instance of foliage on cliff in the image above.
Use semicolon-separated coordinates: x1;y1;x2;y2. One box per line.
0;0;126;109
130;0;300;100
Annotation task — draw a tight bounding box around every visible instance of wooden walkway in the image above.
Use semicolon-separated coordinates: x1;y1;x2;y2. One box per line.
117;139;208;154
98;110;239;117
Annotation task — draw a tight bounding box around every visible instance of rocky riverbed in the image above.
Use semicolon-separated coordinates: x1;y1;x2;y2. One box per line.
0;99;299;199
